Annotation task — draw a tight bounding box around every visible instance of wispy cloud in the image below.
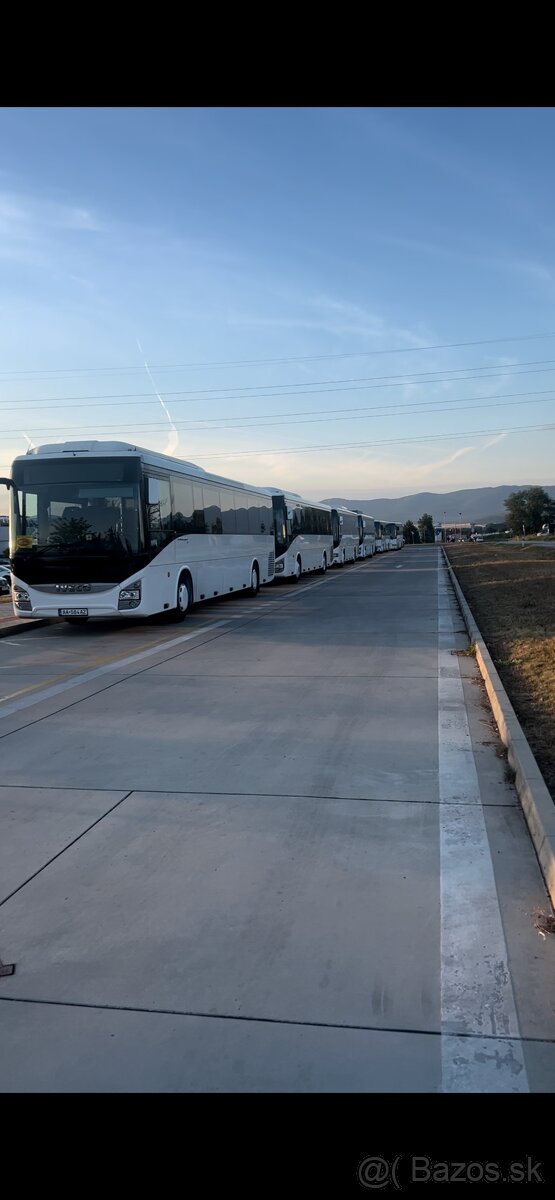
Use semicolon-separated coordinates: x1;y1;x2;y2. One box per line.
370;229;555;291
0;190;105;269
227;292;434;352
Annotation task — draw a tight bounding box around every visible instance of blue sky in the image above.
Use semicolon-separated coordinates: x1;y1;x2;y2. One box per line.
1;106;555;501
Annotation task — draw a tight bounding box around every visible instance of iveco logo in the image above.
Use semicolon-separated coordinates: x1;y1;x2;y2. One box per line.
55;584;91;593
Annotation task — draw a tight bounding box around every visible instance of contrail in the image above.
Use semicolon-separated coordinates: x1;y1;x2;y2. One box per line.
136;338;179;455
480;431;507;452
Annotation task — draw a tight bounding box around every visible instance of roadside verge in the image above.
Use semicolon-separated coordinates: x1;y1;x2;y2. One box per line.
443;549;555;908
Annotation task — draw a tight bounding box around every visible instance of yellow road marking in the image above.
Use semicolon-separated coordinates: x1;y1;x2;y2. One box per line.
0;620;226;706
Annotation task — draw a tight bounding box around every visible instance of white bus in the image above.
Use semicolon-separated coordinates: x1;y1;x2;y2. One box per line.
263;490;333;579
2;440;276;624
330;506;359;566
395;524;404;549
384;522;399;551
374;520;387;552
357;514;376;558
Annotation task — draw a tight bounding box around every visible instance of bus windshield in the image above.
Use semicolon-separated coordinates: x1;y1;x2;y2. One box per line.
11;458;142;557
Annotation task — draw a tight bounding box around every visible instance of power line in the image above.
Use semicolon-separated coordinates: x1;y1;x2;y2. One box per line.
5;389;555;441
13;420;537;459
3;360;555;413
191;421;555;460
1;331;555;380
3;388;555;441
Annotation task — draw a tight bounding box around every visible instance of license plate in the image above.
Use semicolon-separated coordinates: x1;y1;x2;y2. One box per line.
58;608;88;617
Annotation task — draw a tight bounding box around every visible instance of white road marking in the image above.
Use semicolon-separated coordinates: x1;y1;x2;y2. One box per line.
0;574;334;718
437;559;528;1092
0;620;233;717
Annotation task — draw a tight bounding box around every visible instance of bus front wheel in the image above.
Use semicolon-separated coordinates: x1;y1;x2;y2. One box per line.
250;563;260;596
294;557;302;581
170;573;193;622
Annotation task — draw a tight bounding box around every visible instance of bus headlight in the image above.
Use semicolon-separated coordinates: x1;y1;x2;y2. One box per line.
118;581;141;610
14;588;32;611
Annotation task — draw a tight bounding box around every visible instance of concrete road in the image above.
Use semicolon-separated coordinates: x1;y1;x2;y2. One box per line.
1;547;554;1092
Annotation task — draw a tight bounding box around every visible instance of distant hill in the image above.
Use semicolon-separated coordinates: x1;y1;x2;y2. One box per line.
321;485;555;526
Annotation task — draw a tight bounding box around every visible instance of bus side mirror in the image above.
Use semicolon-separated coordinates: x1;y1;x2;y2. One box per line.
0;478;14;490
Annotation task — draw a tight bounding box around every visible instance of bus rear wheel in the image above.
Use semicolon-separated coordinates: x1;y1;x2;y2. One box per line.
250;563;260;596
319;552;327;574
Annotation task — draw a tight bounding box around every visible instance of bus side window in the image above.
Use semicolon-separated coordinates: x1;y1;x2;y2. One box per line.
220;488;237;534
248;496;264;535
172;476;195;535
260;500;272;535
146;476;172;547
234;491;249;534
192;485;206;533
203;486;222;535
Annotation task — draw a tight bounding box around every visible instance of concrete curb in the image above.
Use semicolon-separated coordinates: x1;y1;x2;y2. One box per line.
443;549;555;907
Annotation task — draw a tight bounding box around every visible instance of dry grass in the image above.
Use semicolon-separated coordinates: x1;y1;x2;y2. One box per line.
445;542;555;802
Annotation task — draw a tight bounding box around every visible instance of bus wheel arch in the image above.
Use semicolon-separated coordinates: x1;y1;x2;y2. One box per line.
294;556;302;580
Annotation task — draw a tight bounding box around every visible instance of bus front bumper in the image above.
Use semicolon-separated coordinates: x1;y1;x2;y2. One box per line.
10;578;145;620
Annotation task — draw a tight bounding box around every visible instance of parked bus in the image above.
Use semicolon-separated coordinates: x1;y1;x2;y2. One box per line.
374;520;387;552
330;506;359;566
395;524;404;549
2;441;276;624
357;514;376;558
384;522;399;551
264;489;333;579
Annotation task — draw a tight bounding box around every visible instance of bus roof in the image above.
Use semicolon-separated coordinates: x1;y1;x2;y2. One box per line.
13;440;278;499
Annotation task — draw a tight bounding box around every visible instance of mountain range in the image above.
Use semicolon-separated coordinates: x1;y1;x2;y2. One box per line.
320;485;555;526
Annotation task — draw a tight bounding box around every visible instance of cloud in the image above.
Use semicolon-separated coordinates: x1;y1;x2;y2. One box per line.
0;190;106;267
54;206;105;233
227;292;434;354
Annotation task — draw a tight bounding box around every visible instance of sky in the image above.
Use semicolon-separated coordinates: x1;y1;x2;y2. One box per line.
1;106;555;503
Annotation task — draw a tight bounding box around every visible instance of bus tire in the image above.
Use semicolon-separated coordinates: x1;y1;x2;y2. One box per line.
250;562;260;596
294;556;302;581
170;572;193;622
319;552;327;574
65;617;88;626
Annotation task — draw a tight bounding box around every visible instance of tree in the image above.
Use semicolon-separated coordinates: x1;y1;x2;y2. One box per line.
504;487;555;535
403;520;420;544
417;512;435;543
49;515;93;545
